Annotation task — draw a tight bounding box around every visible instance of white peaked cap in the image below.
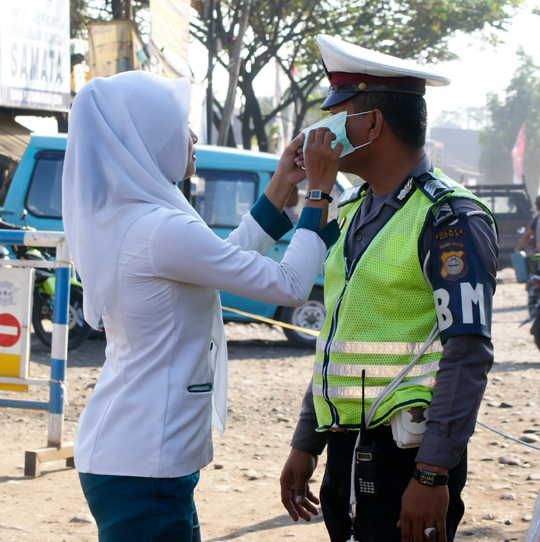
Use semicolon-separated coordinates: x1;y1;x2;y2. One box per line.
317;34;450;108
317;35;451;86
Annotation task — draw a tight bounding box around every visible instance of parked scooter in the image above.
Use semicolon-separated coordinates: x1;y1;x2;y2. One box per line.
518;252;540;350
0;216;92;350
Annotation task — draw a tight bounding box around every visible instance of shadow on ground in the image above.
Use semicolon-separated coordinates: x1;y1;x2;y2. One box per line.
205;511;324;541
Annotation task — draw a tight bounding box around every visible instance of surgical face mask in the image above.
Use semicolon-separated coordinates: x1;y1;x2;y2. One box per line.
301;110;373;158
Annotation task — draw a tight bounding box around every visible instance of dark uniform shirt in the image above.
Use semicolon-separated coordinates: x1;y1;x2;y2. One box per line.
291;155;499;469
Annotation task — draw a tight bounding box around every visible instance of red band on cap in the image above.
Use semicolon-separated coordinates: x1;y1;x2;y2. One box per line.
330;72;425;89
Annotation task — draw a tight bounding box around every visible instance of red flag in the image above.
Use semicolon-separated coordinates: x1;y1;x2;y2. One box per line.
511;122;526;184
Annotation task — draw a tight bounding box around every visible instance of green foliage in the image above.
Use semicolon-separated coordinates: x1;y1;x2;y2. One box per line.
478;51;540;195
191;0;524;150
70;0;89;38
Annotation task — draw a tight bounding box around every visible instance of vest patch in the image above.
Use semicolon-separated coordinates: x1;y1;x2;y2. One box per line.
430;210;493;342
439;250;468;281
434;227;466;243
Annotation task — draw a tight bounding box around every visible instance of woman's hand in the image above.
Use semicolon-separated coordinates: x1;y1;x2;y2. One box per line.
274;133;307;187
265;134;306;213
304;127;342;194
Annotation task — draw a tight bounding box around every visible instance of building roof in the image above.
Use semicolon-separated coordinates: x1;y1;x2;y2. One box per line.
0;111;32;162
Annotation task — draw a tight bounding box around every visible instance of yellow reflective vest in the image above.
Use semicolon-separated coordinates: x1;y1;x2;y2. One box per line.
313;172;486;430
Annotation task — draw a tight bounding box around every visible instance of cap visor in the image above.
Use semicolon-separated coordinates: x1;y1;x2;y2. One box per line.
320;91;359;110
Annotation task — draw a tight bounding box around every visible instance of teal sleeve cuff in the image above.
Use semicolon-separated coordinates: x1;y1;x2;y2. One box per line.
297;207;340;250
250;194;293;241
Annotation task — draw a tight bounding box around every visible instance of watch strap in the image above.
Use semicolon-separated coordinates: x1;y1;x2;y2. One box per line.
305;190;333;203
413;468;449;486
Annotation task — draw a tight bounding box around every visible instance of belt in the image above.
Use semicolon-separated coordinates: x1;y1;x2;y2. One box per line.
327;418;392;433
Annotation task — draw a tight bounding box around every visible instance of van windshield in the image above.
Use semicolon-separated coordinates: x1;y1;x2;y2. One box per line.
26;151;64;219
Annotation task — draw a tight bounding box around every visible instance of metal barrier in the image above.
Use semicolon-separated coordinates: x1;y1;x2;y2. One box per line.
0;230;73;476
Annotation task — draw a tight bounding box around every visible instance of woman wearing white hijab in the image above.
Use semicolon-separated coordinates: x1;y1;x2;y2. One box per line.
62;71;341;541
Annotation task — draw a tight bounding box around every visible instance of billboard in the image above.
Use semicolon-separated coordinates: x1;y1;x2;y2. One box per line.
0;0;71;112
87;21;137;79
150;0;191;60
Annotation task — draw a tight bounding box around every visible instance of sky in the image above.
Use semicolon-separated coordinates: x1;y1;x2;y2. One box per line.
424;2;540;127
17;1;540;135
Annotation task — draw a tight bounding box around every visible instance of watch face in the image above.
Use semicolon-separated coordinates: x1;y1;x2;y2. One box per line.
310;190;322;200
419;471;437;485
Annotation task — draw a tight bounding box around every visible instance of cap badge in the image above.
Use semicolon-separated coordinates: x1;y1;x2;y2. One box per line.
357;82;367;91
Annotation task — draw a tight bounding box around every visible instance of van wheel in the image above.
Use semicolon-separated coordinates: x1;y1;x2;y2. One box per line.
279;288;325;349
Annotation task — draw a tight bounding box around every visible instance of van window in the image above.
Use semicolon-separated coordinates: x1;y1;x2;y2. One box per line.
190;170;258;228
481;194;526;221
26;152;64;219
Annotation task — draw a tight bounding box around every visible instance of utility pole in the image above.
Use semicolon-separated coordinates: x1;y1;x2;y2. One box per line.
112;0;132;20
124;0;133;20
206;0;215;144
217;0;251;147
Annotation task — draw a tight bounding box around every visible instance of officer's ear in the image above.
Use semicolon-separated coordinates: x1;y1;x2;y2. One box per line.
366;109;384;143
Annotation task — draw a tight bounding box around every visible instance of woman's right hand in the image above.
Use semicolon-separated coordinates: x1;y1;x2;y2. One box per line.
265;134;307;213
304;127;341;194
274;133;307;188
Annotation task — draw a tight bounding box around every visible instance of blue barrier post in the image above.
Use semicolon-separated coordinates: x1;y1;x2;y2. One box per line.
0;231;74;476
48;237;71;448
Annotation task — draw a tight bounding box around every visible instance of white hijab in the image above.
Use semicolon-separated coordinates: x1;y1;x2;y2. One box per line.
62;71;192;329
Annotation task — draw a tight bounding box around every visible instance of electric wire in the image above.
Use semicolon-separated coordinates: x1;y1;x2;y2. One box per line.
476;421;540;452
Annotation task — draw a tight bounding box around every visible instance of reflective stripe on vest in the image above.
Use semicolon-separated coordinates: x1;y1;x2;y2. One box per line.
316;338;443;356
313;358;440;378
313;375;436;399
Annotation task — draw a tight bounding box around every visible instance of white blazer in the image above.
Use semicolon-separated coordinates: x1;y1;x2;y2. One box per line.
74;202;328;478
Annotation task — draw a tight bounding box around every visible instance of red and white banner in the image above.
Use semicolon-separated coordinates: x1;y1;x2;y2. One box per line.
511;122;526;185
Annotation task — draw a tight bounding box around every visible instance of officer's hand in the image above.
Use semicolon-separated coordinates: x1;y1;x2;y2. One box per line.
280;447;320;522
398;478;449;542
304;127;342;194
274;133;307;186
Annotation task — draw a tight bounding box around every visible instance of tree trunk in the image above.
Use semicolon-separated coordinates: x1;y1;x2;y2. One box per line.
213;99;237;147
217;0;252;147
241;106;252;150
243;80;268;152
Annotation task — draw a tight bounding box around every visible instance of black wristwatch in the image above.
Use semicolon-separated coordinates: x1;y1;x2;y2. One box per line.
305;190;333;203
413;468;449;487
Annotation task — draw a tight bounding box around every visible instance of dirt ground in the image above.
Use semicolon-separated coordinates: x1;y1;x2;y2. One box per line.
1;266;539;542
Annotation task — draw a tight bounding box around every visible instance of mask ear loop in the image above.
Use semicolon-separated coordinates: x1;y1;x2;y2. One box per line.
346;110;373;118
352;141;372;151
345;111;373;153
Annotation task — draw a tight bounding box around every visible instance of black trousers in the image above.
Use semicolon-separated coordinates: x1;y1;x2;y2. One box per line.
320;425;467;542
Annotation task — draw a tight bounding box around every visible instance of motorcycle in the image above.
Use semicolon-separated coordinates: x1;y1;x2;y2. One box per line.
0;219;92;350
519;252;540;350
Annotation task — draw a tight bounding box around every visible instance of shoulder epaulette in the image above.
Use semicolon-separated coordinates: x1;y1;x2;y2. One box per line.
431;200;458;227
413;172;453;202
338;183;367;207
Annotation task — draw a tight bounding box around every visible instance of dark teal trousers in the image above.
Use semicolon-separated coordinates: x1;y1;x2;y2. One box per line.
79;472;201;542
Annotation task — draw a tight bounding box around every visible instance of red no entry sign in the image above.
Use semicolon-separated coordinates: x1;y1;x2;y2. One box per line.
0;313;21;347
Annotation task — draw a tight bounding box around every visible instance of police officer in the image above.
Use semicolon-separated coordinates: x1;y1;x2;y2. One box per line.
280;35;498;542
